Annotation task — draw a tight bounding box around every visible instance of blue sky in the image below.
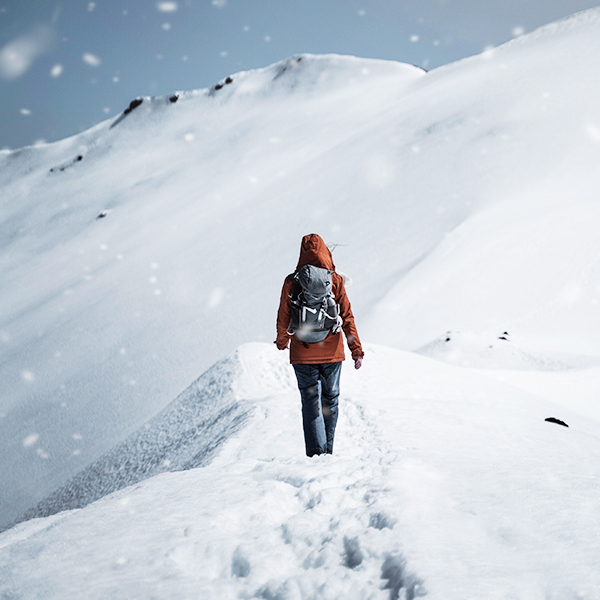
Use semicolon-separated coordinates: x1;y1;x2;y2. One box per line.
1;0;598;149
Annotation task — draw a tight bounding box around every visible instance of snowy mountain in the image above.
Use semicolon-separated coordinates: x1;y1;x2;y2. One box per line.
2;7;600;598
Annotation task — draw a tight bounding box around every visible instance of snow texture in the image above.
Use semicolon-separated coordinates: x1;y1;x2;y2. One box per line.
1;343;599;598
15;349;251;525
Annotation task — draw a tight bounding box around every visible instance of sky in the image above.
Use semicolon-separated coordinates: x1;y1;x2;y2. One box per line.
1;0;599;150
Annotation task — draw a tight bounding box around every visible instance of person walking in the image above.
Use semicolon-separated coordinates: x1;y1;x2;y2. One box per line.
275;233;364;457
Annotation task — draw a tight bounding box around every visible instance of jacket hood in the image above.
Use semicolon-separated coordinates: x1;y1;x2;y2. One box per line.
296;233;335;271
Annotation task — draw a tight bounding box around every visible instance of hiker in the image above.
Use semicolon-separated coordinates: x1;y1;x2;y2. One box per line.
275;233;364;457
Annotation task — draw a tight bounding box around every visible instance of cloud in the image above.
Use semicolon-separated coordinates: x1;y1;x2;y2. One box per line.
0;24;56;79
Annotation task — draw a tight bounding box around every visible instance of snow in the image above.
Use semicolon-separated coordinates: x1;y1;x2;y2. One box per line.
1;6;600;598
0;24;55;79
82;52;102;67
1;343;599;598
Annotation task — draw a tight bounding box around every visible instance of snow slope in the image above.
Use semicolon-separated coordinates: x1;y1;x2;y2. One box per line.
2;343;599;599
1;4;600;572
18;348;252;523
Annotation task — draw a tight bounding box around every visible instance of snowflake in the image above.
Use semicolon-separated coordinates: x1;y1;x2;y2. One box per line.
157;1;178;12
82;52;101;67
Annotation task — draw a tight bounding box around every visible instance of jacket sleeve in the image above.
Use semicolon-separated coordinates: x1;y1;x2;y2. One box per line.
334;275;364;360
275;276;293;350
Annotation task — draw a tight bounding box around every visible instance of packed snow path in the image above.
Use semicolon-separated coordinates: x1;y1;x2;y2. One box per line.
2;343;600;599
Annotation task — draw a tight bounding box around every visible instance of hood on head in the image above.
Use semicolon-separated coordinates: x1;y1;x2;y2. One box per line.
296;233;335;271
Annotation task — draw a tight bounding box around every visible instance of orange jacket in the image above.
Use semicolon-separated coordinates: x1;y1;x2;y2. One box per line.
276;234;364;364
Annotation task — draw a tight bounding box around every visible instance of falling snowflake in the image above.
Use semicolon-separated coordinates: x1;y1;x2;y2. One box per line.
20;108;31;116
512;26;525;37
162;23;171;30
82;52;101;67
585;123;600;142
208;287;225;309
156;1;178;11
212;0;227;7
88;2;96;11
21;369;35;381
0;24;55;79
410;35;420;43
23;433;39;448
357;9;366;17
50;63;63;77
264;35;272;43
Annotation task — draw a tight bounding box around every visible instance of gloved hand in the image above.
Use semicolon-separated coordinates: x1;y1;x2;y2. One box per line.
354;356;363;370
274;338;290;350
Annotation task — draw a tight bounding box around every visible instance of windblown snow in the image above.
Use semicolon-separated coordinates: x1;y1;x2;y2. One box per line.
2;7;600;599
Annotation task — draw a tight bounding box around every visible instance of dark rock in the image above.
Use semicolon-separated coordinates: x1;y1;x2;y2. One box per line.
124;98;143;115
96;212;107;219
169;95;179;103
49;154;84;174
225;76;233;84
545;417;569;427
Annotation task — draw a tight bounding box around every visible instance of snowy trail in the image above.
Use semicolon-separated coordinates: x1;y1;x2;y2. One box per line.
2;343;600;599
0;347;422;600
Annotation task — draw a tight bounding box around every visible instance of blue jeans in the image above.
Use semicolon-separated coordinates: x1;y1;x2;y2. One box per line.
292;362;342;457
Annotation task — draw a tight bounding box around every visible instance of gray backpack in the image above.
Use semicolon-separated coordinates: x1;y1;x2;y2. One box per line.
288;265;341;343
